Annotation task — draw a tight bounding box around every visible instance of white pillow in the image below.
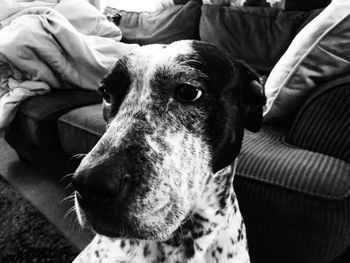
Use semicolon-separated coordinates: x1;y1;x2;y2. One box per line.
263;0;350;126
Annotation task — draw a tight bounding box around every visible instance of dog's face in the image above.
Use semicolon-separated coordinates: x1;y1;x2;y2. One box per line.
73;40;265;240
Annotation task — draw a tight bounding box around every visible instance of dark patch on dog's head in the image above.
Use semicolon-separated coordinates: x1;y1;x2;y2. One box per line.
182;41;266;172
99;56;131;122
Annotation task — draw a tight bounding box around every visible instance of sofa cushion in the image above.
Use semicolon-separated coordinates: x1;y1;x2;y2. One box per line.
58;104;106;156
199;5;311;73
237;126;350;199
235;126;350;262
263;1;350;126
114;0;201;45
9;89;101;149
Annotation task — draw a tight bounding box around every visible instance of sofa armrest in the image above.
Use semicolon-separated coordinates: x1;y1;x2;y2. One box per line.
286;75;350;162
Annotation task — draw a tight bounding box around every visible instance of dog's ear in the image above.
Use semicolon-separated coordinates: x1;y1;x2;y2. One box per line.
235;61;266;132
210;61;266;173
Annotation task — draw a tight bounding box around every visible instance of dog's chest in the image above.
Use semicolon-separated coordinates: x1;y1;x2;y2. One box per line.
73;205;249;263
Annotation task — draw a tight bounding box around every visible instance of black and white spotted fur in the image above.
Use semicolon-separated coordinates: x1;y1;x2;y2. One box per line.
72;40;265;263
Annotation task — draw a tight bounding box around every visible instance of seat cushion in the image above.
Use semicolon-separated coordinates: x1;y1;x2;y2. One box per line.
4;89;101;177
9;89;102;149
58;104;106;156
235;126;350;263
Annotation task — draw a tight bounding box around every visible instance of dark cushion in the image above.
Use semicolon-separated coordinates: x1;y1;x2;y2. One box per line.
199;5;311;73
196;0;329;10
235;126;350;263
58;104;106;156
287;77;350;163
4;89;101;177
116;1;201;45
9;89;101;149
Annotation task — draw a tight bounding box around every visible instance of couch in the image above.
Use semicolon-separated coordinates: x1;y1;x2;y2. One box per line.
4;1;350;262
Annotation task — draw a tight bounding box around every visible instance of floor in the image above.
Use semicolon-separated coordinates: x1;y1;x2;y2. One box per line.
0;136;94;251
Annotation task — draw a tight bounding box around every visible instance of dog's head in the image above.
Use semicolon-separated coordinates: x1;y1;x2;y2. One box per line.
72;40;265;240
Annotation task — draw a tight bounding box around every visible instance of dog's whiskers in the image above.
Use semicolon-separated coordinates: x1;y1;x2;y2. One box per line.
59;193;75;204
64;205;77;220
63;203;85;233
69;153;87;161
59;172;74;183
64;182;73;192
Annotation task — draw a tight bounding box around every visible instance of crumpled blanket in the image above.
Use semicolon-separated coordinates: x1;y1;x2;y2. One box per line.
0;0;139;133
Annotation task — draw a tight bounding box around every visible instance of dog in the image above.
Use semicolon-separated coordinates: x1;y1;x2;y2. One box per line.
71;40;265;263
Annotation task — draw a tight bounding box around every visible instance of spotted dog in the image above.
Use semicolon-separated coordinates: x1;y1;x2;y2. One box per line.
72;40;265;263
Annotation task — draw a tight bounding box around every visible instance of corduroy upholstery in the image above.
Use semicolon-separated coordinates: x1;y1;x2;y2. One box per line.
287;76;350;163
237;127;350;199
236;127;350;263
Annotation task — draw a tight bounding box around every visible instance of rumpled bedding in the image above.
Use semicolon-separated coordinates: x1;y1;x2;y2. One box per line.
0;0;139;133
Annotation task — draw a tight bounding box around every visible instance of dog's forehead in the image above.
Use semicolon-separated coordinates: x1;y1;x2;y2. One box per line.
128;41;195;73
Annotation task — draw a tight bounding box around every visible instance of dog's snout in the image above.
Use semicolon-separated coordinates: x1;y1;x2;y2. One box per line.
72;155;132;201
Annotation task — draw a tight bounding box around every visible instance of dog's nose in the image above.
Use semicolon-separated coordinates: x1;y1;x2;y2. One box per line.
72;156;132;201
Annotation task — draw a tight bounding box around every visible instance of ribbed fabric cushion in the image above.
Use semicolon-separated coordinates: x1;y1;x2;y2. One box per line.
287;77;350;163
235;178;350;263
235;126;350;262
237;126;350;199
58;104;106;156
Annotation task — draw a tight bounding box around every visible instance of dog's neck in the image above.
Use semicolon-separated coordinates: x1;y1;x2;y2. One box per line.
74;161;249;263
158;161;248;262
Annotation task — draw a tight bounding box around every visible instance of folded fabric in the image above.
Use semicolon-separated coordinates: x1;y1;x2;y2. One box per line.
0;0;57;21
0;0;139;132
263;0;350;126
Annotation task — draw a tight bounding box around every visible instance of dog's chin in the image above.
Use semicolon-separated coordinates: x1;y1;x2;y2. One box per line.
93;223;177;241
74;192;187;240
75;204;182;241
82;213;179;241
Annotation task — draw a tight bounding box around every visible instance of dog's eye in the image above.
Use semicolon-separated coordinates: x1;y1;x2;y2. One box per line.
99;86;111;104
175;84;203;103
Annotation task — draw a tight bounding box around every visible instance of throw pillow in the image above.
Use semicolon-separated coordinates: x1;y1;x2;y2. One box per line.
263;0;350;126
202;0;330;10
200;4;310;73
